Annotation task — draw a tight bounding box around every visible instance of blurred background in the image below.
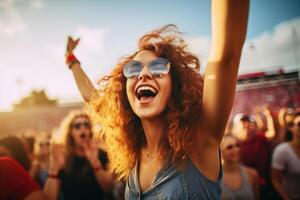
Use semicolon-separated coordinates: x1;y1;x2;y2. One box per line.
0;0;299;134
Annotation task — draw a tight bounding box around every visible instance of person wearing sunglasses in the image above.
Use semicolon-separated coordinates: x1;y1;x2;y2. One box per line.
272;111;300;200
64;1;249;199
220;134;260;200
43;111;114;200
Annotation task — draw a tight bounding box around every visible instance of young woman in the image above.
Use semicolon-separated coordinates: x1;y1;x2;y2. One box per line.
272;111;300;200
30;133;51;188
220;134;259;200
43;111;114;200
65;1;249;199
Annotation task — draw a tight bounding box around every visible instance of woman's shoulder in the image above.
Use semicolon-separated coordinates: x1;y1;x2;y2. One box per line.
242;165;258;184
273;142;290;153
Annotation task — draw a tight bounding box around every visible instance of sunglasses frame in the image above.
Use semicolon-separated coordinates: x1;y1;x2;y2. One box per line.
123;58;171;78
225;143;240;150
72;122;91;130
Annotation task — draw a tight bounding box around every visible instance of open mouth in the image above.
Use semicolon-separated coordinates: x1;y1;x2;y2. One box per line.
135;85;158;101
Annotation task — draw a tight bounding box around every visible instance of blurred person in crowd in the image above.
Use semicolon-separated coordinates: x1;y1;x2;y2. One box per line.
0;156;47;200
43;111;114;200
253;107;276;139
221;134;259;200
0;135;31;171
272;111;300;200
64;1;249;199
233;114;275;199
23;136;36;162
30;133;51;187
278;108;296;142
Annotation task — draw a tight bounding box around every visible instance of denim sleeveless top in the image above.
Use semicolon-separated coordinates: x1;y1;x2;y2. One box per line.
125;155;222;200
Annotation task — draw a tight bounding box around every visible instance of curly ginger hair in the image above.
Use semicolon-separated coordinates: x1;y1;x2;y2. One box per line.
87;25;204;180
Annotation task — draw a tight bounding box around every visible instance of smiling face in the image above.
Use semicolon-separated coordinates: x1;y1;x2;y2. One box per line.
126;50;172;119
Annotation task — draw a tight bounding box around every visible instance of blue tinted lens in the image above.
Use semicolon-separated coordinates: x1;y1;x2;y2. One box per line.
123;60;143;78
149;58;170;76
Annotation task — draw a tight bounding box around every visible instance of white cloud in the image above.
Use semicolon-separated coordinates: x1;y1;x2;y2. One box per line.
30;0;44;8
0;0;28;36
187;17;300;74
45;26;110;64
44;43;65;64
72;26;110;54
239;17;300;72
0;0;44;36
186;36;211;73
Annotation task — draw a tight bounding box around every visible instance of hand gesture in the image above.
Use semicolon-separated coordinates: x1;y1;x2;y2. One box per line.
49;143;66;173
66;36;80;54
83;140;100;167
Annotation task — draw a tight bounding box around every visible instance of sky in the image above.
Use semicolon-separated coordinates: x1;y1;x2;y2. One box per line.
0;0;300;111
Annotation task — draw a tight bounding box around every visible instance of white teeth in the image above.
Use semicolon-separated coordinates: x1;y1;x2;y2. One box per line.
137;86;157;94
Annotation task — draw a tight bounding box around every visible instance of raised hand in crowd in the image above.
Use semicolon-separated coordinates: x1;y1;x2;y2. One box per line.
65;36;97;102
49;143;66;175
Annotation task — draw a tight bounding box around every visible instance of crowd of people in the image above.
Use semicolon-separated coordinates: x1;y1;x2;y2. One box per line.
1;0;299;199
1;107;299;200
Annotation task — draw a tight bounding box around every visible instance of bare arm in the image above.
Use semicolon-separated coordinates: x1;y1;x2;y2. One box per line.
271;169;290;200
83;141;114;192
43;178;61;200
262;107;276;139
24;191;47;200
202;0;250;143
278;108;288;128
66;37;97;102
43;143;65;200
90;159;114;192
251;169;260;200
70;62;97;102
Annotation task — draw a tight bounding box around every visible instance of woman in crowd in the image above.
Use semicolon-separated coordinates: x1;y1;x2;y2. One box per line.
221;134;259;200
43;111;114;200
30;133;51;187
65;0;249;199
272;111;300;200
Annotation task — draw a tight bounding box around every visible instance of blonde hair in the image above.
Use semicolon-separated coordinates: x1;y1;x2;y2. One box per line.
57;110;92;172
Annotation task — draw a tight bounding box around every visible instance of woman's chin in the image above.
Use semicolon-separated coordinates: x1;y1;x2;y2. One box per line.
134;108;164;120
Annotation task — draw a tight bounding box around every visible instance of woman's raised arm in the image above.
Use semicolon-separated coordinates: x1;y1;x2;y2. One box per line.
201;0;250;144
66;37;97;102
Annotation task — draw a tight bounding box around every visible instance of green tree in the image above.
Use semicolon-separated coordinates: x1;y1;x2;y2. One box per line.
14;90;57;110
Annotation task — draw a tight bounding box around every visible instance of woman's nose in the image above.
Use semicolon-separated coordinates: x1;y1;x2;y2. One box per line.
138;65;152;80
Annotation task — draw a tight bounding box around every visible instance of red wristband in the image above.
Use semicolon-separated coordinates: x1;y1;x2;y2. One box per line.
48;173;59;179
65;53;80;69
92;164;102;172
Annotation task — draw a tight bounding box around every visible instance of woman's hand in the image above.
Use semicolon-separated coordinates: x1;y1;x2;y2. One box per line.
83;140;101;168
66;36;80;54
49;143;66;174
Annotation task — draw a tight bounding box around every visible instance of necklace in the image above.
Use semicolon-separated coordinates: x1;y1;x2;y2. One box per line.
145;148;159;160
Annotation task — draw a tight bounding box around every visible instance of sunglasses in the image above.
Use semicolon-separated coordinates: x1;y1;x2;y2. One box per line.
123;58;171;78
225;143;240;150
72;122;91;130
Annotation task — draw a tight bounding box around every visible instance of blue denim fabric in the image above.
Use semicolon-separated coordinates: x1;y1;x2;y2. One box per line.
125;157;222;200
